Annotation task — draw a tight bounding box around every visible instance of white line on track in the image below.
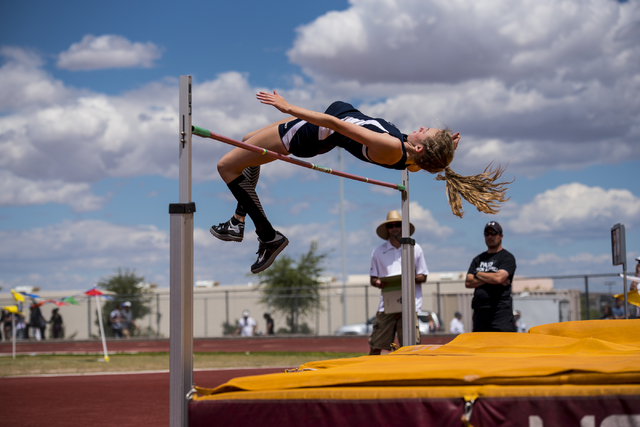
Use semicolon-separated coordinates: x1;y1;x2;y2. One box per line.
3;366;290;379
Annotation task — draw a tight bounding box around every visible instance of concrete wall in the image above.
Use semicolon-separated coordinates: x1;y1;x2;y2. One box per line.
0;274;582;341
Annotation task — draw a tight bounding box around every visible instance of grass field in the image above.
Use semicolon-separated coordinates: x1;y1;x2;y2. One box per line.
0;351;365;377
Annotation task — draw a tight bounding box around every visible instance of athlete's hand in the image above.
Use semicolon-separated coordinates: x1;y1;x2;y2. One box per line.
257;90;291;114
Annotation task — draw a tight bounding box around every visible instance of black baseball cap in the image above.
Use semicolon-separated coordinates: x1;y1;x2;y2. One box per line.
484;221;503;234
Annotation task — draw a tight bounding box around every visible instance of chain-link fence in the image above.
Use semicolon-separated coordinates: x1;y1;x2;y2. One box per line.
0;272;635;341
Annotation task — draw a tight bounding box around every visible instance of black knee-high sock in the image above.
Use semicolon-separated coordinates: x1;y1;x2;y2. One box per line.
226;174;275;242
235;166;260;218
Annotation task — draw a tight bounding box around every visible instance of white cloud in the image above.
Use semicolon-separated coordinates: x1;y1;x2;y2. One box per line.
409;201;453;239
524;253;565;266
508;183;640;237
57;35;163;71
328;198;361;215
0;51;338;214
2;0;640;215
290;202;310;215
355;78;640;175
0;47;75;112
0;55;279;188
0;220;170;289
286;0;640;173
519;252;611;273
289;0;638;85
0;170;106;212
0;220;168;263
361;201;453;241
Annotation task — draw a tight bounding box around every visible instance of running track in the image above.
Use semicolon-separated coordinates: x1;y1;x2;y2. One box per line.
0;335;455;426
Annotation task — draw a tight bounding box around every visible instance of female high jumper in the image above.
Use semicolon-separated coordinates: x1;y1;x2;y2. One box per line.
212;91;511;274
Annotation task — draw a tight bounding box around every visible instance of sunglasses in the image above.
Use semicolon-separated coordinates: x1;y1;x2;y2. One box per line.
484;231;499;236
386;223;402;229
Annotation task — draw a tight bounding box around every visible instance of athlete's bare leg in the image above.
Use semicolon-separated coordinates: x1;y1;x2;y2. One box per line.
218;122;293;184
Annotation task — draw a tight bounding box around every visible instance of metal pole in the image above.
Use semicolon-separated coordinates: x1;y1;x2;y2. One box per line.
149;297;152;338
294;288;299;334
87;296;91;339
623;268;628;319
225;291;229;327
584;275;590;320
437;282;441;320
95;295;109;362
156;294;161;338
204;297;208;337
169;75;195;427
339;148;347;326
365;285;369;323
400;169;416;346
12;314;15;359
327;287;331;334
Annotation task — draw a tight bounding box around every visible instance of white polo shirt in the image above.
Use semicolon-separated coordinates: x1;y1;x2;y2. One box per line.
237;316;256;336
370;240;429;312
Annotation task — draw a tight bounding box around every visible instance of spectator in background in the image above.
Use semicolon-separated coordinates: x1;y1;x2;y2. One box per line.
110;304;124;338
121;302;136;338
514;310;527;332
16;313;27;339
49;308;64;339
29;302;47;340
612;298;625;319
369;210;428;355
234;310;257;336
601;305;614;319
425;313;438;333
449;312;465;334
465;221;517;332
1;310;10;340
630;256;640;318
263;313;274;335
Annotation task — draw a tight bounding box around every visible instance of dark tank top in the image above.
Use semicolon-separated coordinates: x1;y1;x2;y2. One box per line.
324;101;408;171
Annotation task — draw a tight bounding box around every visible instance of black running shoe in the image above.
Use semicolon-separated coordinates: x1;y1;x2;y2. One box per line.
210;218;244;242
251;232;289;274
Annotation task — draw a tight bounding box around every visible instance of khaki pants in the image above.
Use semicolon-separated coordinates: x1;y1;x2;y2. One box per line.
368;312;420;351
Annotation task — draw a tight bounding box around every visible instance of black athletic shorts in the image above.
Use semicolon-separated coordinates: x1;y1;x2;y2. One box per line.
277;119;335;158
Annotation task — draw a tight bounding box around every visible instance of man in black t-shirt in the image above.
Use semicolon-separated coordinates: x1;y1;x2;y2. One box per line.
465;221;517;332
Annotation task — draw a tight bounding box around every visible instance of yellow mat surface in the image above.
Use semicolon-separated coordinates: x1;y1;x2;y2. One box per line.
194;320;640;401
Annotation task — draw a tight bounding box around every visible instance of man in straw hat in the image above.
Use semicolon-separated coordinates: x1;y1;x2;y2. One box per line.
368;210;428;354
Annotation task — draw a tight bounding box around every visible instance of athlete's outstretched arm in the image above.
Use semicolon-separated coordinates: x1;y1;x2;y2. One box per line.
256;91;400;160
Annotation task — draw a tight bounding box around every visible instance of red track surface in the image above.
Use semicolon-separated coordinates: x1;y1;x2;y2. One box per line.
0;336;455;426
1;368;283;427
0;334;454;356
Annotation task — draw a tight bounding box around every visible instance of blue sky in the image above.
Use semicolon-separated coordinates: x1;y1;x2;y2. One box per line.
0;0;638;293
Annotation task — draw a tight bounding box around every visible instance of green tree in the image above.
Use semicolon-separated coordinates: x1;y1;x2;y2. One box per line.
97;268;153;337
257;241;327;334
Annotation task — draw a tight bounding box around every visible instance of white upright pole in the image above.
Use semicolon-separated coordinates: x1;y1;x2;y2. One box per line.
339;148;347;326
12;314;15;360
95;295;110;362
400;169;416;347
170;75;195;427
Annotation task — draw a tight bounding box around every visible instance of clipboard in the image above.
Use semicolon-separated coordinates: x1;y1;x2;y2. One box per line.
381;274;403;313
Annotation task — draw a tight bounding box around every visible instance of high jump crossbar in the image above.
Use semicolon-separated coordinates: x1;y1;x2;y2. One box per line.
191;125;406;192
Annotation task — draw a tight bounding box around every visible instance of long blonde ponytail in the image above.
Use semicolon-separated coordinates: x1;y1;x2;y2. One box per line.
435;163;512;218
